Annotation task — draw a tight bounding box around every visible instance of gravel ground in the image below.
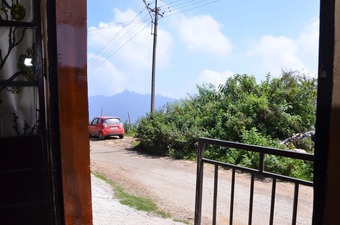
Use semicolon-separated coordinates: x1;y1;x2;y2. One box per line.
91;174;185;225
90;137;313;225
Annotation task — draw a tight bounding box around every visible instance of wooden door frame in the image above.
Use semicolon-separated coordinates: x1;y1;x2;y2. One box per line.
46;0;92;224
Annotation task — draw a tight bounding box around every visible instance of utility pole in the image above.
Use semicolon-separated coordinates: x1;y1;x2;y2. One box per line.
144;0;163;113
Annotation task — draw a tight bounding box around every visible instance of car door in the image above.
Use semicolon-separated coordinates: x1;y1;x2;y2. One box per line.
89;118;99;135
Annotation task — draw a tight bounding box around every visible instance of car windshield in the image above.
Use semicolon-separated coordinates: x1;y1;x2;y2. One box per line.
104;118;121;125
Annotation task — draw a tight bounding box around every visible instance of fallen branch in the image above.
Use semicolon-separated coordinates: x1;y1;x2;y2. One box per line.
280;130;315;146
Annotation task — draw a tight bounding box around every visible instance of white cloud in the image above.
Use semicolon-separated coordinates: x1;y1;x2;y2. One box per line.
297;18;319;53
112;8;137;23
197;69;234;87
253;35;304;75
87;53;126;96
247;19;319;77
87;8;173;96
88;9;152;69
296;18;319;76
174;15;232;55
87;5;319;99
156;29;174;68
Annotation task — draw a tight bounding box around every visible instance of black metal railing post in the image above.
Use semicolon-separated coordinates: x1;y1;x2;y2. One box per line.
230;168;236;225
212;164;219;225
269;178;277;225
292;183;300;225
194;137;314;225
194;141;205;225
248;173;255;225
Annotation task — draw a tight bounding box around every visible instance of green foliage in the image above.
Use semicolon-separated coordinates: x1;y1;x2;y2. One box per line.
135;71;316;180
124;120;138;136
136;101;205;158
296;137;315;153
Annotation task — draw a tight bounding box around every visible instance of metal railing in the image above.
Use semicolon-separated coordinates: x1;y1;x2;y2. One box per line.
194;137;314;225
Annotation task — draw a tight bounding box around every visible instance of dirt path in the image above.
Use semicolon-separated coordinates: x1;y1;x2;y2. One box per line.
91;174;185;225
90;137;313;225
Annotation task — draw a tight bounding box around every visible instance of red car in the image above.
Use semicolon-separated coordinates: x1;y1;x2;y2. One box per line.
89;116;125;139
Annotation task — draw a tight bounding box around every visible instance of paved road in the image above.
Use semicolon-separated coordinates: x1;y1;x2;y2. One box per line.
90;137;313;225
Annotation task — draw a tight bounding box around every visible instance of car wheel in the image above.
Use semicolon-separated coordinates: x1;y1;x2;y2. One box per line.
99;131;104;140
119;135;124;139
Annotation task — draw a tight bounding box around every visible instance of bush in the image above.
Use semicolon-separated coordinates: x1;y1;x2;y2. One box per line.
136;107;204;159
135;72;316;180
124;120;138;136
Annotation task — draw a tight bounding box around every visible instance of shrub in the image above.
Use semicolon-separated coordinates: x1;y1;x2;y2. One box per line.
135;72;316;180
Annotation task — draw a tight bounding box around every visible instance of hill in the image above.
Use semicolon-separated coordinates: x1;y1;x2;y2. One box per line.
88;91;177;124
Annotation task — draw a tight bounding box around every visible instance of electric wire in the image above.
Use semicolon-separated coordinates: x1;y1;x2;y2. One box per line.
88;7;149;33
88;23;149;70
99;15;150;60
166;0;206;8
88;0;220;71
88;20;146;32
89;13;149;60
88;8;150;70
162;0;183;6
88;7;146;59
159;0;216;10
161;0;220;19
88;17;151;71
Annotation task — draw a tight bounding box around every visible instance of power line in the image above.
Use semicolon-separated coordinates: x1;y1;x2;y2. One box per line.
161;0;221;19
88;9;150;70
159;0;211;10
88;0;221;71
159;0;183;7
88;7;149;33
165;0;204;8
94;15;149;59
88;21;145;32
143;0;164;113
88;20;150;71
88;6;147;69
141;0;220;112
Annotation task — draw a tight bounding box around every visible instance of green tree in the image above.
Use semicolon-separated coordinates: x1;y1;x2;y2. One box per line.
135;71;316;180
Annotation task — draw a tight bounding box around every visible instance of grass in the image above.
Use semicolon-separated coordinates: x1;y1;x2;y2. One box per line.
131;139;140;148
124;125;137;137
92;172;172;219
174;218;191;224
125;130;137;137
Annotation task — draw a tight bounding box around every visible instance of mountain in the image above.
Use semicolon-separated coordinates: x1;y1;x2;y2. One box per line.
88;91;177;124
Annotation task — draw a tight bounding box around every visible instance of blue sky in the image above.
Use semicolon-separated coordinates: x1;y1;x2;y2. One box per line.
87;0;320;99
